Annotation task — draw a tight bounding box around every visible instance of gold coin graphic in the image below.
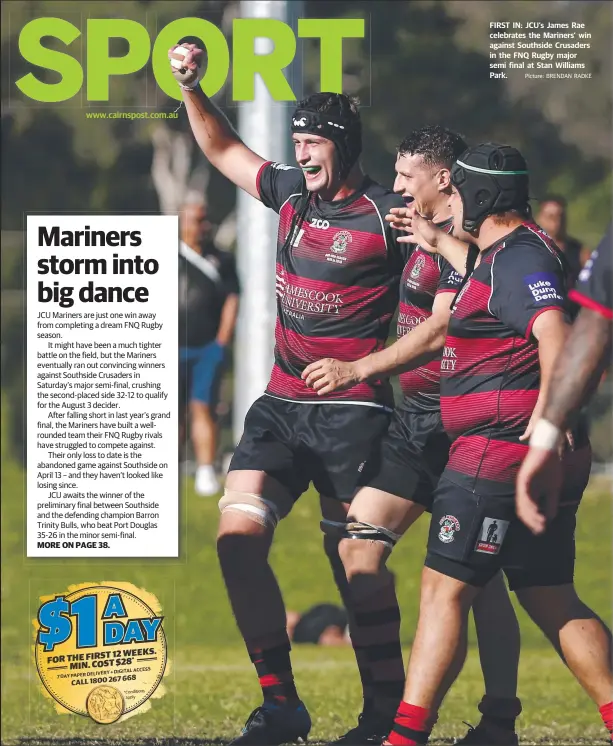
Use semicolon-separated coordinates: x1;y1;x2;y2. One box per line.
86;685;124;724
35;584;167;720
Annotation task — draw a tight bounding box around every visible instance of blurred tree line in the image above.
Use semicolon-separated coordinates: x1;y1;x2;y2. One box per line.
2;0;611;464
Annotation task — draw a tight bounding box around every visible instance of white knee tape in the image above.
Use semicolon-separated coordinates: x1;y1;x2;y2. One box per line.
226;503;271;526
218;490;280;529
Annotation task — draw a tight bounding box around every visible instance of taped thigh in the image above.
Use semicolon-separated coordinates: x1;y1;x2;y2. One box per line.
218;490;290;529
320;519;402;550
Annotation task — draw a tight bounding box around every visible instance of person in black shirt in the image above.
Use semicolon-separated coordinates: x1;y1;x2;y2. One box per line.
536;196;589;286
179;201;240;496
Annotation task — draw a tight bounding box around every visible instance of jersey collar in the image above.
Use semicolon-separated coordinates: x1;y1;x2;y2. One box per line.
312;175;372;213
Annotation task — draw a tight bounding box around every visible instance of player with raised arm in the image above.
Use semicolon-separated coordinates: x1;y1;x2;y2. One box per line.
168;44;410;745
516;222;612;535
303;127;523;746
377;144;613;746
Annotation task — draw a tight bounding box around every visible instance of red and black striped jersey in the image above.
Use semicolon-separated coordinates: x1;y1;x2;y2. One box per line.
440;222;574;493
257;161;407;407
397;218;463;411
569;221;612;320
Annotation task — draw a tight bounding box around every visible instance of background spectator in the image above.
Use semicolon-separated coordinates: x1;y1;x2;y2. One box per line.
536;196;591;285
179;201;240;495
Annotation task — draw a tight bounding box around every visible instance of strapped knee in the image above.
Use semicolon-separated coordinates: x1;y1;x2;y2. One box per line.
320;519;401;550
218;490;281;530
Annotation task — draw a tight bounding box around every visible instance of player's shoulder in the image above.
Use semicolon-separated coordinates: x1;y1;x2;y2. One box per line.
257;161;305;205
490;223;570;306
262;161;304;187
496;222;564;265
266;161;302;176
362;178;405;214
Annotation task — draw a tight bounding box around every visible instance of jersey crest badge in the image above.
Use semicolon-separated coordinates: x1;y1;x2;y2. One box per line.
410;254;426;280
331;230;351;254
438;515;460;543
326;231;352;264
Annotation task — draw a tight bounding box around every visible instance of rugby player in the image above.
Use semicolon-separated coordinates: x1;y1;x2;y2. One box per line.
516;222;612;536
303;127;523;745
378;144;613;746
169;44;411;744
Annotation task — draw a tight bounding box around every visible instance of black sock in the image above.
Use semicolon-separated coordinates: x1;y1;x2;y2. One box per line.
248;640;299;706
478;695;522;731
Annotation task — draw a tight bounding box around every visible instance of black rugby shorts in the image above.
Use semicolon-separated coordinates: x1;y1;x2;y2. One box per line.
358;405;450;510
228;394;391;502
424;443;592;590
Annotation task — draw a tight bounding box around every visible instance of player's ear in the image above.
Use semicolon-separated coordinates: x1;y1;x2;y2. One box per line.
438;168;451;191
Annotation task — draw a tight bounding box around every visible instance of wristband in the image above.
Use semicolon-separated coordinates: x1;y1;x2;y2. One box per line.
529;418;562;451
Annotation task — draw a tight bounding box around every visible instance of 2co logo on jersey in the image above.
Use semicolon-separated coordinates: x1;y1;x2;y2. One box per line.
290;217;330;249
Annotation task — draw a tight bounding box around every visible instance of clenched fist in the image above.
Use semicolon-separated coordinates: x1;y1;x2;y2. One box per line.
168;43;205;89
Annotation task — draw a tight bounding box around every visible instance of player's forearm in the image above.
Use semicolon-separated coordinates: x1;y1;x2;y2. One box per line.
543;308;612;429
433;234;470;276
182;88;242;167
216;294;239;347
356;314;447;381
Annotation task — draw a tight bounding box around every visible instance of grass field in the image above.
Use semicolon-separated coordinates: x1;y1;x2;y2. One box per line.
2;435;612;745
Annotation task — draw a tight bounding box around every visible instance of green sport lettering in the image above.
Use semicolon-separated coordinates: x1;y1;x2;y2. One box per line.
15;17;367;103
152;18;229;99
298;19;365;92
16;18;83;102
233;19;296;101
87;19;150;101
